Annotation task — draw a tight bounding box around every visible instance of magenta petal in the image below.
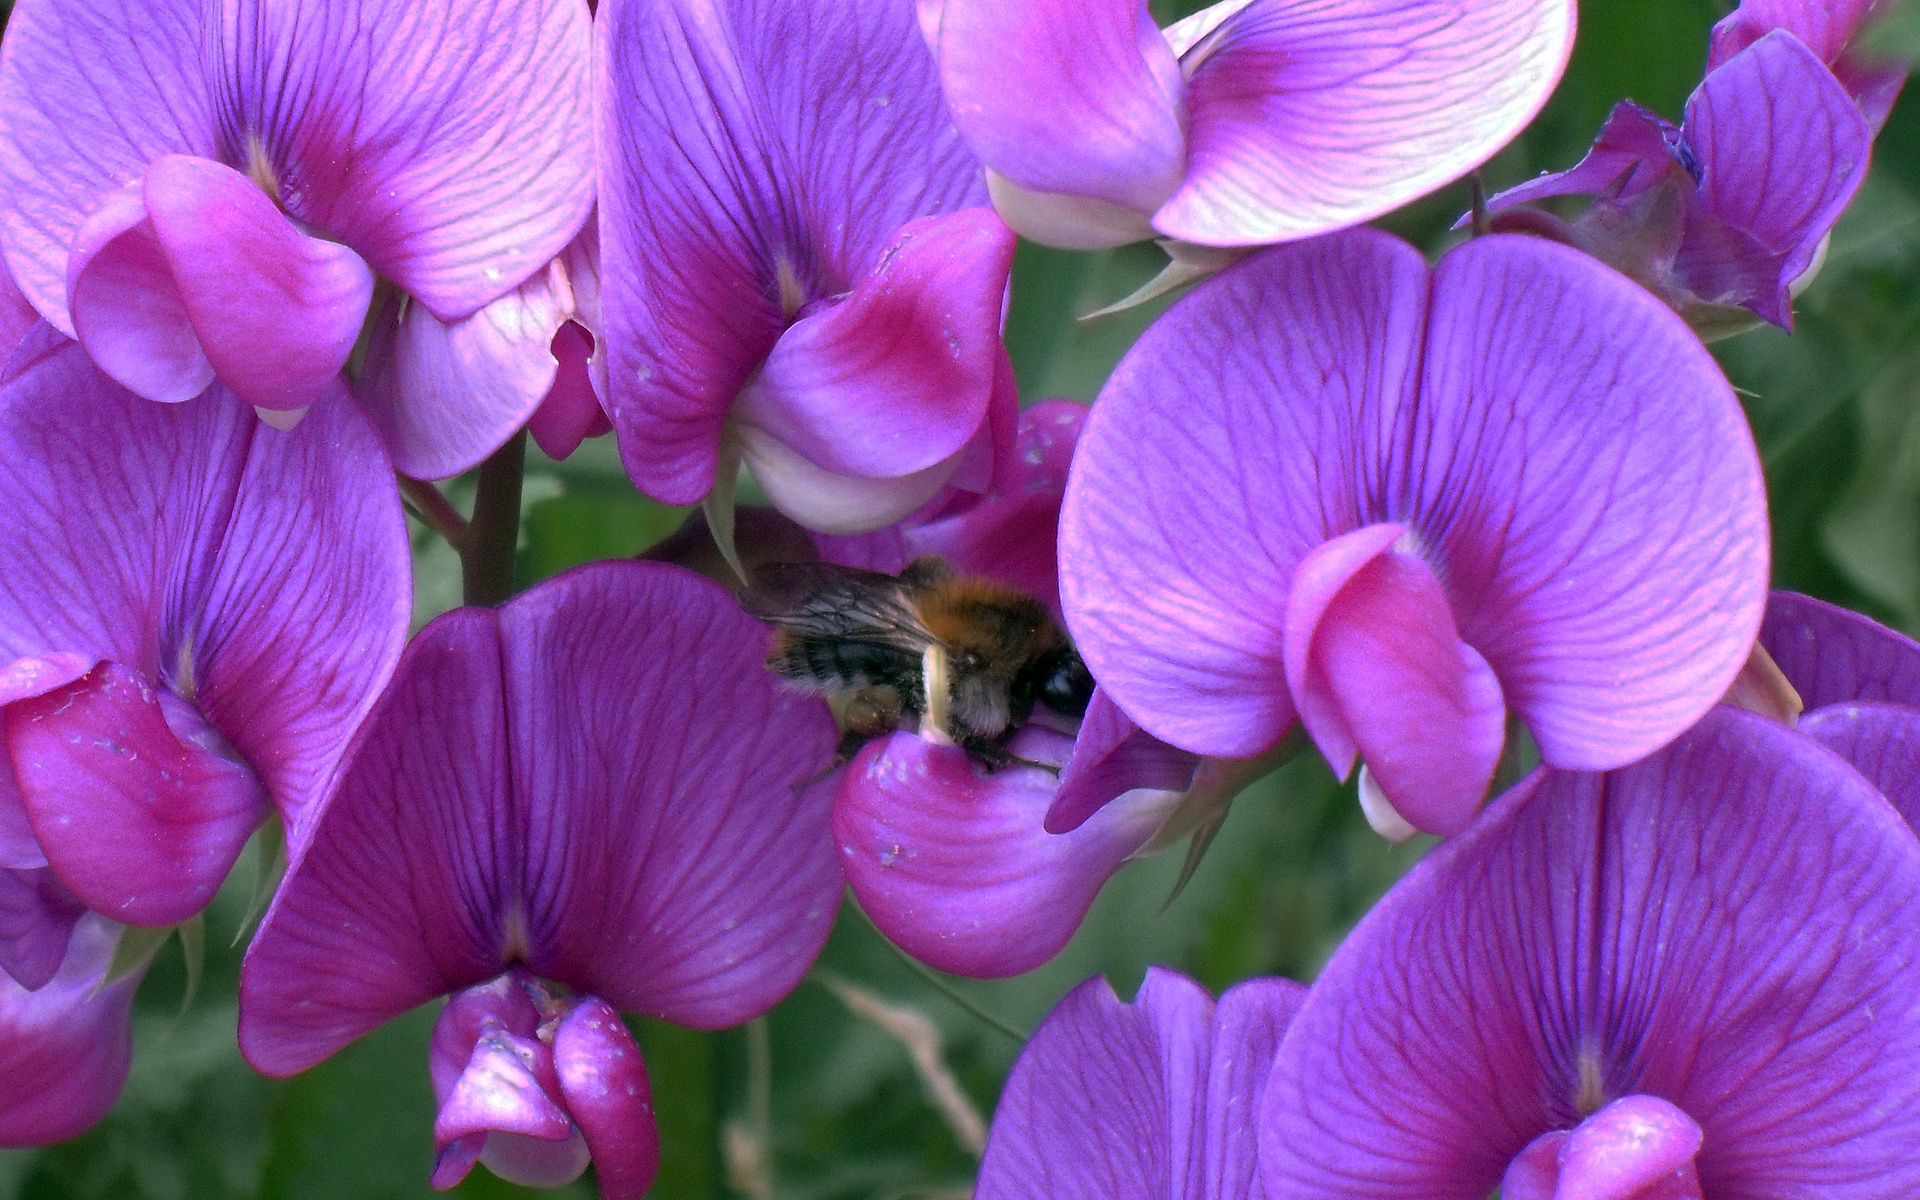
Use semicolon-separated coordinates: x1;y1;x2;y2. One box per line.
1047;688;1200;835
239;563;841;1074
0;868;84;991
1157;0;1574;245
0;0;217;334
0;916;139;1148
1708;0;1879;71
1287;531;1506;835
1486;102;1681;212
1258;708;1920;1198
355;262;571;478
209;0;593;319
435;1033;574;1145
1418;236;1767;770
140;155;373;415
0;654;94;870
1760;592;1920;709
929;0;1185;213
836;729;1176;978
67;182;214;405
9;662;268;927
736;209;1012;480
553;998;661;1200
526;322;609;462
1554;1096;1703;1200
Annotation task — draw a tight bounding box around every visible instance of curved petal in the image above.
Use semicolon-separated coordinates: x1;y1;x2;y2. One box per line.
1485;102;1682;212
1285;530;1506;836
0;346;410;840
240;563;841;1074
1258;708;1920;1199
142;155;373;415
1416;235;1767;771
9;662;268;927
0;868;84;991
1047;688;1200;835
835;728;1176;978
553;997;661;1200
1760;591;1920;710
601;0;985;505
975;968;1305;1200
1708;0;1880;70
1156;0;1574;245
1061;229;1430;757
355;260;571;479
526;322;610;463
208;0;593;319
0;654;94;871
1682;31;1871;326
0;0;217;333
0;915;139;1148
66;182;215;405
738;424;966;537
734;209;1011;480
928;0;1185;214
1800;702;1920;829
0;264;34;362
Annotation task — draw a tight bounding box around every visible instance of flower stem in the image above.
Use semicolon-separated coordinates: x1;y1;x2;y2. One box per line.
398;475;470;547
462;430;527;607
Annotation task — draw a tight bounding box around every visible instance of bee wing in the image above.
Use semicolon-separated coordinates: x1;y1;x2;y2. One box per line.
740;562;937;653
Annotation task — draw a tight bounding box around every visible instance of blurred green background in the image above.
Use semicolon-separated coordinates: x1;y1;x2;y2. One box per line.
3;0;1918;1196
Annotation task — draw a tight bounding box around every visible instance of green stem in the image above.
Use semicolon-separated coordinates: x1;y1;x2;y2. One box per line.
462;431;527;607
397;475;469;548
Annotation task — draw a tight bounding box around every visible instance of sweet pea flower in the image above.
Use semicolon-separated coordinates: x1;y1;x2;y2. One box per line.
599;0;1017;537
1061;229;1768;838
921;0;1572;259
1258;707;1920;1198
0;916;140;1147
0;0;594;476
1710;0;1908;130
974;968;1304;1200
239;562;843;1199
0;341;407;983
1484;26;1874;335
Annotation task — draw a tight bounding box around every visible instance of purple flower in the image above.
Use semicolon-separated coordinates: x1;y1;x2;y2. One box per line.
1485;27;1873;334
238;562;844;1198
1710;0;1908;130
974;968;1304;1199
0;916;140;1148
1061;230;1769;837
922;0;1572;253
598;0;1017;536
1258;707;1920;1198
0;0;594;475
0;340;408;974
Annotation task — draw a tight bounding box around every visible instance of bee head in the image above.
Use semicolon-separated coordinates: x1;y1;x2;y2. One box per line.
1036;645;1093;718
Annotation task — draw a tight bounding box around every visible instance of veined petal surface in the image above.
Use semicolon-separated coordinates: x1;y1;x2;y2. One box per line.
600;0;987;505
1157;0;1574;245
1258;708;1920;1199
239;562;841;1075
1760;590;1920;709
927;0;1186;213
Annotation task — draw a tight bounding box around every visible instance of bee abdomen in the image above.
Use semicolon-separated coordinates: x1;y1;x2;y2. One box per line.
768;632;922;698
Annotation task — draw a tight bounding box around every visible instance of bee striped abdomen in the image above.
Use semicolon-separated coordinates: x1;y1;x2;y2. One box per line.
767;629;922;696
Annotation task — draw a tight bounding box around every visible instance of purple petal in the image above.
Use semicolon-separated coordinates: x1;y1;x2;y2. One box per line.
239;563;841;1074
1259;707;1920;1198
0;915;139;1147
66;182;215;404
1284;528;1506;835
553;997;660;1200
1545;1096;1704;1200
0;655;93;870
835;728;1176;978
141;155;374;415
928;0;1185;213
526;322;610;462
740;429;970;537
1485;102;1683;212
9;662;268;926
208;0;593;320
975;967;1305;1200
355;259;572;479
1760;591;1920;709
1709;0;1880;71
0;344;411;843
1061;230;1429;757
1156;0;1574;245
1;260;39;360
1682;31;1871;326
0;0;217;334
0;868;84;991
1416;235;1766;770
735;209;1012;480
601;0;985;506
1047;688;1200;835
1800;702;1920;830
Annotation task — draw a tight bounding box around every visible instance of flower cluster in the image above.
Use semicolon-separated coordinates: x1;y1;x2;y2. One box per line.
0;0;1913;1195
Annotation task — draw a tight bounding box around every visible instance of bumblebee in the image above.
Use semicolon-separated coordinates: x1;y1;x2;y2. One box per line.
740;556;1095;766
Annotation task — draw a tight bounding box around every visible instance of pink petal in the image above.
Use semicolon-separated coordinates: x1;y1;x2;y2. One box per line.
0;916;139;1147
526;322;610;462
0;868;84;991
8;661;268;927
553;998;660;1200
66;181;214;404
1156;0;1575;245
928;0;1186;214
